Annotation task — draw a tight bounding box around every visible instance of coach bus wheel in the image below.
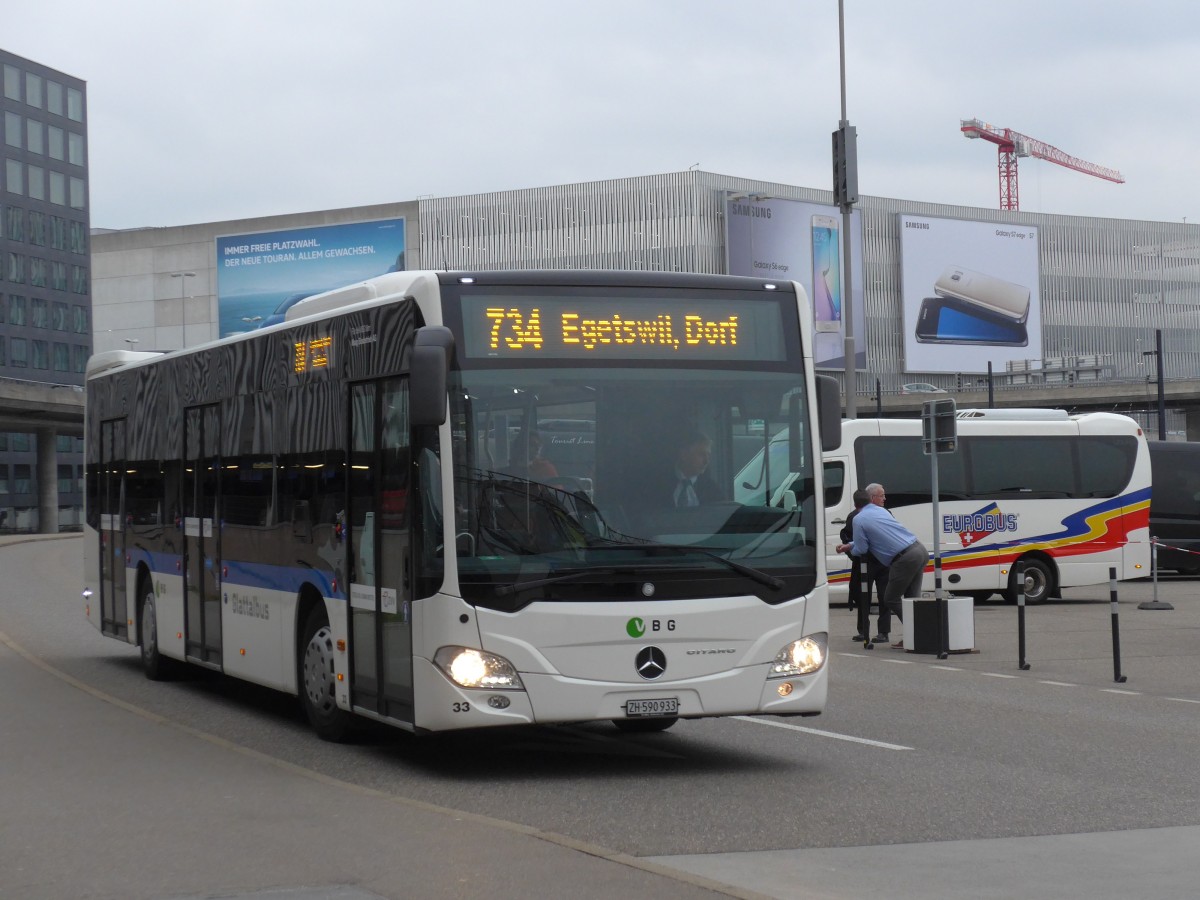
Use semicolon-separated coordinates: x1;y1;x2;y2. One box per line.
299;607;354;742
1007;558;1053;604
612;716;678;733
139;585;177;681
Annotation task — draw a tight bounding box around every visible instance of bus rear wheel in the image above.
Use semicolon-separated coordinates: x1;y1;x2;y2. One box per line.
613;716;678;733
139;584;179;681
299;607;355;742
1007;558;1053;604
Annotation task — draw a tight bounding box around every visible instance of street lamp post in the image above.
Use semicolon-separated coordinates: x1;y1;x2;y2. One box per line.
171;271;196;348
1142;328;1167;440
836;0;858;418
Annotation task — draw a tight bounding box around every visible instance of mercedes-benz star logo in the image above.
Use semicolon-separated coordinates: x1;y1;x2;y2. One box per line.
635;646;667;680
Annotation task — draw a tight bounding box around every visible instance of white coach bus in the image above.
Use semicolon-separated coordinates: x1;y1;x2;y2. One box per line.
822;412;1151;602
83;270;841;739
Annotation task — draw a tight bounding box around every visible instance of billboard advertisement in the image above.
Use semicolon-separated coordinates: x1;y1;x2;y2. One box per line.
216;218;406;337
899;215;1041;374
725;195;865;370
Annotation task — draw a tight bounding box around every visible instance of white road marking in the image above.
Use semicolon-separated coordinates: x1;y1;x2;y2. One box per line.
734;715;913;751
1037;680;1077;687
1100;689;1142;696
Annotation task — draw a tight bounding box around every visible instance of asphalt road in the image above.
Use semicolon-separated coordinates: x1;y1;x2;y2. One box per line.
3;534;1199;899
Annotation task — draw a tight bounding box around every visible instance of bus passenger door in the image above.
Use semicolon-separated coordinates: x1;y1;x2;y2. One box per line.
823;456;852;589
183;405;222;665
99;418;128;639
349;378;414;723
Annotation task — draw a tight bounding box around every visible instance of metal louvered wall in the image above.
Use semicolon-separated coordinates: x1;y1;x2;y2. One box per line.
418;170;1200;397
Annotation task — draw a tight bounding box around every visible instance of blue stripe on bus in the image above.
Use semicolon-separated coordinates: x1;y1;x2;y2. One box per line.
126;548;345;600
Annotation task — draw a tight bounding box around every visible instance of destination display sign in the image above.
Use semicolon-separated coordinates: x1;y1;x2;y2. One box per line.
458;294;788;362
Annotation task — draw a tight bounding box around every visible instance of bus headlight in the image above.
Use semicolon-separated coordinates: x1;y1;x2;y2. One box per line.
434;646;525;690
769;634;827;677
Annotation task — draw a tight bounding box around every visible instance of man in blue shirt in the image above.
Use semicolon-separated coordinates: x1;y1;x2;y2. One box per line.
836;482;928;649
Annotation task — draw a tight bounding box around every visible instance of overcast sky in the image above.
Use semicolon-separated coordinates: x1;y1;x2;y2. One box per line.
8;0;1198;231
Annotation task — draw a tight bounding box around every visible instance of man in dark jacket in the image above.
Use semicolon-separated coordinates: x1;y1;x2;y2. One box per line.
841;489;890;642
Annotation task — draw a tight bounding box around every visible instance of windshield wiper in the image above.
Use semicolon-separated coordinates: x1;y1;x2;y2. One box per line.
591;541;785;591
495;567;621;597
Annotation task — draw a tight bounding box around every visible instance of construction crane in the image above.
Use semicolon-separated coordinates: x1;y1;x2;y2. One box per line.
960;118;1124;211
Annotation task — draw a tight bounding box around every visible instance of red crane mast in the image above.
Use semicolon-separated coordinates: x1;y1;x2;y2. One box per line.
960;118;1124;211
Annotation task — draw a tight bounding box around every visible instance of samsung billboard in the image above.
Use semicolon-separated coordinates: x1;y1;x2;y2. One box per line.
724;195;865;370
899;214;1042;374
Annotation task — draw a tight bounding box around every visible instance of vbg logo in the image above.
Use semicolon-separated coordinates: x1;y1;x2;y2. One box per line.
626;617;676;638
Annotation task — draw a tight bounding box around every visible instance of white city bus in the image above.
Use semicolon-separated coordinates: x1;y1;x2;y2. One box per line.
822;412;1151;602
84;270;840;739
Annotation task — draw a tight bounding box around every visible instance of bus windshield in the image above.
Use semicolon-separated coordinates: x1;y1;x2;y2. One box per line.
447;366;816;609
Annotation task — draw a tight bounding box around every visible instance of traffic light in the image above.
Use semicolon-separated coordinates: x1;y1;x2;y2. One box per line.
832;124;859;207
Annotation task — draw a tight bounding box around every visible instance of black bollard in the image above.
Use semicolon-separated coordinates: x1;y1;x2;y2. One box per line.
1016;560;1030;670
1110;566;1127;684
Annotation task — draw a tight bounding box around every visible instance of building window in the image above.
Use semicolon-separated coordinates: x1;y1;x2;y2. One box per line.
72;305;87;333
71;265;88;294
5;206;23;241
69;176;86;209
0;294;6;323
28;165;45;201
47;125;63;160
31;340;48;369
25;73;43;109
0;465;7;495
4;111;21;147
31;297;47;327
11;433;29;452
6;253;25;284
49;215;66;250
3;64;20;101
67;87;83;121
28;211;45;246
73;344;87;373
68;132;84;166
27;121;43;155
5;159;23;195
46;80;63;116
58;464;73;494
30;260;47;288
9;295;26;326
10;338;27;368
14;465;31;495
51;262;67;291
53;342;69;371
52;302;67;330
0;337;5;366
69;221;87;254
49;171;65;205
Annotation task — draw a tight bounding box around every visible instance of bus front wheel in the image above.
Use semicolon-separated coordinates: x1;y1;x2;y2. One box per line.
299;607;355;742
1007;558;1053;604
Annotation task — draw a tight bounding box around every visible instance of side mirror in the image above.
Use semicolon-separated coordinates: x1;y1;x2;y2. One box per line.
410;326;455;426
816;375;842;451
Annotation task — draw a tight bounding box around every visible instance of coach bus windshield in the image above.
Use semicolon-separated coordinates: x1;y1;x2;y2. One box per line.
442;364;817;610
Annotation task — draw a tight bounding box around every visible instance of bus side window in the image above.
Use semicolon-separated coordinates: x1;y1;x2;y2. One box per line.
823;461;845;508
